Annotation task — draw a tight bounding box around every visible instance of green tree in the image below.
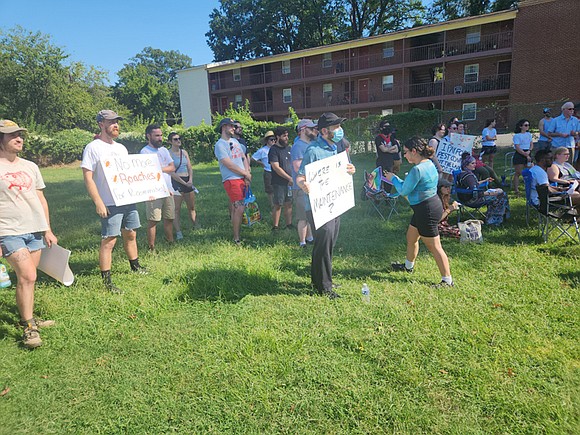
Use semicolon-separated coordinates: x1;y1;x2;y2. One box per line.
113;47;192;123
429;0;518;22
0;26;114;131
206;0;425;62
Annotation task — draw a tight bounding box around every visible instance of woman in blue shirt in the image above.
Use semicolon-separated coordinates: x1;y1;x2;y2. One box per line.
384;137;453;287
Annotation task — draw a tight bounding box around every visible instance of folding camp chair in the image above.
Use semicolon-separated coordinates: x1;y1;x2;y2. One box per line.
362;168;399;221
536;184;579;243
452;169;488;222
522;168;579;243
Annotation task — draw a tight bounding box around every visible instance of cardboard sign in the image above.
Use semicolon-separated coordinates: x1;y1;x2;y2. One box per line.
38;244;74;286
305;152;355;229
100;154;170;206
435;133;476;174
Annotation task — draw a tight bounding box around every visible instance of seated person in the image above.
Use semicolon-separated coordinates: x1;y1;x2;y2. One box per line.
437;178;460;238
457;153;510;225
531;149;573;207
547;146;580;193
472;147;501;186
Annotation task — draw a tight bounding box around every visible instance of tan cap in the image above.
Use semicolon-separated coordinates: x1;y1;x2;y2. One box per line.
0;119;27;134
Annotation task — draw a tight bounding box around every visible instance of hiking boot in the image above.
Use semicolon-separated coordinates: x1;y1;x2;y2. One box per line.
431;280;454;288
34;317;55;328
391;262;414;273
22;325;42;349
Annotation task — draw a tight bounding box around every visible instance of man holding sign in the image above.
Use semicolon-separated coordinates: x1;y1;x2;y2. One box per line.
81;110;147;293
296;113;356;299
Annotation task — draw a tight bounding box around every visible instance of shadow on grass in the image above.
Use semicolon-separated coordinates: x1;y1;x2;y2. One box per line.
559;270;580;287
178;268;309;303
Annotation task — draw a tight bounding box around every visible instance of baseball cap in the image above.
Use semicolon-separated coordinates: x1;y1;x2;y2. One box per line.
96;110;123;122
543;107;551;114
0;119;27;134
297;119;317;131
317;112;346;129
217;117;235;132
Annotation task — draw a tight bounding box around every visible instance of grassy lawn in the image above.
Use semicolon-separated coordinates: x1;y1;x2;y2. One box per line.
0;149;578;433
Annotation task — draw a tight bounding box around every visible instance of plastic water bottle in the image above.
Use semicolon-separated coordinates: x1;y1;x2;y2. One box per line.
0;264;11;288
287;185;293;198
361;283;370;303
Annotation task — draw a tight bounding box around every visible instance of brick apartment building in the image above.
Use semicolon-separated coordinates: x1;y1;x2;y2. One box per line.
177;0;580;130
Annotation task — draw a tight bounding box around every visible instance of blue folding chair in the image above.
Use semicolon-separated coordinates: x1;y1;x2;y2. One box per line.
362;169;400;221
452;169;488;222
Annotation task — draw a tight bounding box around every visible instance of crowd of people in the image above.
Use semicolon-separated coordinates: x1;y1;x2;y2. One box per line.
2;100;579;348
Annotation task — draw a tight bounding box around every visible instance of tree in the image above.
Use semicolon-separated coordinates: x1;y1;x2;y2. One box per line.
113;47;192;123
428;0;518;22
206;0;425;62
0;26;114;131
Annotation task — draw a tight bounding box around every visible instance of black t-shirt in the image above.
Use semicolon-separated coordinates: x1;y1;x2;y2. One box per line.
268;144;292;185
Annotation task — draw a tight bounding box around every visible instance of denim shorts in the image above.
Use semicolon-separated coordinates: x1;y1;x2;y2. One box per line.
0;232;46;257
101;204;141;238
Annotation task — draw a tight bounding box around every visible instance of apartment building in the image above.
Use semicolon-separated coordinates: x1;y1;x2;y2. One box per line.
177;0;579;129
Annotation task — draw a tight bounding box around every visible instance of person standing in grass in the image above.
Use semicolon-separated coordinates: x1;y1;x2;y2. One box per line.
512;119;534;197
481;118;498;169
168;132;197;241
291;120;317;248
140;124;176;251
296;112;356;299
81;110;147;294
0;120;58;348
251;131;276;214
384;137;453;287
214;117;251;244
268;126;293;231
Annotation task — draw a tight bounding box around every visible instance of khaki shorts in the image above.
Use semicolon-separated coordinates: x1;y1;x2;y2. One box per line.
146;195;175;221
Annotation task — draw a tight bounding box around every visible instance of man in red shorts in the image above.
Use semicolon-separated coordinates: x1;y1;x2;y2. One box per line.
214;118;252;244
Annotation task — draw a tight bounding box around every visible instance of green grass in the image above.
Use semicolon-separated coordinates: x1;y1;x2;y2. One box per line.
0;150;579;434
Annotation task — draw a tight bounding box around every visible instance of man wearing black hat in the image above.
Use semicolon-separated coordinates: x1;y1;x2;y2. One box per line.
296;112;356;299
214;117;252;244
537;107;553;152
81;110;147;293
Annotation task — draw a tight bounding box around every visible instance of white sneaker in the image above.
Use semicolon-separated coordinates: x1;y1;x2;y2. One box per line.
176;231;183;240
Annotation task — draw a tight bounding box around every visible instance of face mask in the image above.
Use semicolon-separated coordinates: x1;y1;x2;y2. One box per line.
331;127;344;143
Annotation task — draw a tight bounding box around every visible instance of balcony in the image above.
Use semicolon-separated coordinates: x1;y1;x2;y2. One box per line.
209;30;513;93
443;73;511;96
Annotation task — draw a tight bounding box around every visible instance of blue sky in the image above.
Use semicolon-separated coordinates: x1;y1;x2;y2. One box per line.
0;0;221;84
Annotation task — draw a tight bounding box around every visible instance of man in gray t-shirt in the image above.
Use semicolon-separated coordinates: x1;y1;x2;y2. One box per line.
214;118;251;244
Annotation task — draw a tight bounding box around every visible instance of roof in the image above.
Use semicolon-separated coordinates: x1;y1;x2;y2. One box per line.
197;9;517;73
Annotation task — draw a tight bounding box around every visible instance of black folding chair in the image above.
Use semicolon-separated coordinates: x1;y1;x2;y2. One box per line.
452;169;488;222
362;170;400;221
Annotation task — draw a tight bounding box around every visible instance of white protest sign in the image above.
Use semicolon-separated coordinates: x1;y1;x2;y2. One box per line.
100;154;170;206
435;133;476;174
305;152;355;229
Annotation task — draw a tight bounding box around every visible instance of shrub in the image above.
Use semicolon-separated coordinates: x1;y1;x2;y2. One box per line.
22;129;94;166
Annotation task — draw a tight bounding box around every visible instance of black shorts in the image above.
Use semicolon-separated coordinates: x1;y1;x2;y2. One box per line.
272;184;291;205
481;145;497;155
409;195;442;238
512;152;529;166
171;175;194;193
263;171;273;194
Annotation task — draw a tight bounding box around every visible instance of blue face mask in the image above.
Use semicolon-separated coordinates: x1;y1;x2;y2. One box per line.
331;127;344;143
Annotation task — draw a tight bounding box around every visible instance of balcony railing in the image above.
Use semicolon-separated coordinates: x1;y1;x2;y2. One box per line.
444;73;511;95
210;31;513;92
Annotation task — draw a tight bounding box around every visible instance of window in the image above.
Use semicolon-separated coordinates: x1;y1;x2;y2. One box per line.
282;60;291;75
283;88;292;103
382;41;394;58
464;64;479;83
466;26;481;44
233;68;241;82
323;83;333;99
234;94;242;107
382;109;393;116
462;103;477;121
323;53;332;68
382;75;394;92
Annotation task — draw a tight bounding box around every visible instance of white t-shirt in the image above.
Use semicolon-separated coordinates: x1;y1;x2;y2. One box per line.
81;139;129;206
140;145;175;192
0;157;49;236
530;164;548;206
513;132;533;151
481;127;496;147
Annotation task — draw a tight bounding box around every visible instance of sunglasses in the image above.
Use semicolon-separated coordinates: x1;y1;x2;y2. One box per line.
172;137;181;141
523;123;530;126
449;127;457;130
